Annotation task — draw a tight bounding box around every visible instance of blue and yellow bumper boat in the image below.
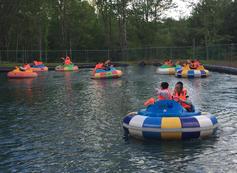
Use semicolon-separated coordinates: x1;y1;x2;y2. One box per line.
123;100;218;140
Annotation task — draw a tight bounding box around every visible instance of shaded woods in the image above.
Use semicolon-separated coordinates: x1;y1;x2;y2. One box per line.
1;0;237;56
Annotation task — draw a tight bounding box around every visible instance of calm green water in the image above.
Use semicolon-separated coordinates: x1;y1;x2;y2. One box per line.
0;66;237;172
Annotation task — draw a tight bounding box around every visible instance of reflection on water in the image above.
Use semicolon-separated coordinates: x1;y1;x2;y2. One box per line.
0;66;237;172
7;78;35;105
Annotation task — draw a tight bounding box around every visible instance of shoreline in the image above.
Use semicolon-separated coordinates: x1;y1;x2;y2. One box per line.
0;62;237;75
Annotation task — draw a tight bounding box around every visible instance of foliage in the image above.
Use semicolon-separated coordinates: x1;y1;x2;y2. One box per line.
0;0;237;54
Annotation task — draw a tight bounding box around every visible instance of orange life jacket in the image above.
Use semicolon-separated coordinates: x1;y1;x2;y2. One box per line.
64;57;71;65
194;61;200;68
157;89;172;100
23;64;31;70
190;61;200;69
95;63;104;69
173;88;191;109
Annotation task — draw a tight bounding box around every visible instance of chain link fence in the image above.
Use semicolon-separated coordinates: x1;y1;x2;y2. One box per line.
0;44;236;65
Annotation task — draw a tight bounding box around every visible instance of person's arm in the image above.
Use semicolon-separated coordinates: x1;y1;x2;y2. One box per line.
144;97;155;106
178;96;192;105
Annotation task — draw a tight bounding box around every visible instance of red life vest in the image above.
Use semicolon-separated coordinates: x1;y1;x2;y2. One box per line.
173;88;191;109
65;56;71;65
95;63;104;69
157;89;172;100
190;61;200;69
34;61;43;66
194;61;200;68
23;64;31;70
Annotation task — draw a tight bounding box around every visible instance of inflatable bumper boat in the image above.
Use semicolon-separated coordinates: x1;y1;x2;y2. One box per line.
157;65;181;75
123;100;218;140
92;67;122;79
7;68;38;78
175;65;209;78
55;64;78;71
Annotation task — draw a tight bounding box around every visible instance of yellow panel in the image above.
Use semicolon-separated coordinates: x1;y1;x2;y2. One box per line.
161;117;182;140
182;71;187;77
161;117;181;129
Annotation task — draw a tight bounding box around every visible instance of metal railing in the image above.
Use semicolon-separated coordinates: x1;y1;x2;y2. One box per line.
0;44;236;64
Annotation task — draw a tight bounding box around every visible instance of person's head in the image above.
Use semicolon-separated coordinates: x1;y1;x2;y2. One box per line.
161;82;169;89
175;81;183;93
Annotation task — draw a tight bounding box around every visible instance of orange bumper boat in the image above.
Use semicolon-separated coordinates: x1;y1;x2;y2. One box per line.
7;67;38;78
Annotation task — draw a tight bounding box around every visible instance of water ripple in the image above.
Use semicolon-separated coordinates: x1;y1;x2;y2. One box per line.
0;67;237;172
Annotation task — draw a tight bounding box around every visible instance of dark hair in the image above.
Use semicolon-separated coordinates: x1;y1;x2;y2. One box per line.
161;82;169;89
176;81;183;88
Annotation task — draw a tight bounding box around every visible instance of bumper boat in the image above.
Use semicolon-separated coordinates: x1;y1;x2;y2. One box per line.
175;65;209;78
123;100;218;140
7;67;38;78
157;65;181;75
55;64;78;71
92;67;122;79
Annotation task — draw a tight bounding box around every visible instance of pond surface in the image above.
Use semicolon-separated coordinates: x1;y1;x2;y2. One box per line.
0;66;237;172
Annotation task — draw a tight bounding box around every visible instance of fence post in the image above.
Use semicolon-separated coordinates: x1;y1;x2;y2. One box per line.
6;49;9;63
230;43;233;64
107;49;110;60
45;50;48;63
170;47;173;59
15;49;18;63
23;49;26;64
205;45;209;61
192;38;196;58
70;48;72;60
40;49;42;61
86;50;89;63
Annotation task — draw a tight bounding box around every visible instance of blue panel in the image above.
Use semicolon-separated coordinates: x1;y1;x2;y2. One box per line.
146;100;184;117
180;117;200;128
188;70;195;75
143;117;162;128
95;67;116;73
209;115;218;125
182;132;200;139
123;115;133;124
200;70;206;75
32;64;45;68
201;70;207;78
143;131;161;139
